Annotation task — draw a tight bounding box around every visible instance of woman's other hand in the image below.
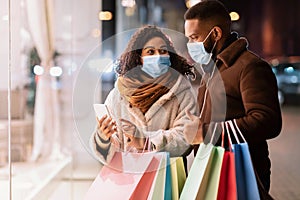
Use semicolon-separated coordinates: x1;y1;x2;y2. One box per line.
120;119;146;151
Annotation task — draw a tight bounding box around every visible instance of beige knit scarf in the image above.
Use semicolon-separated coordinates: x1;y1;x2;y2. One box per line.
117;69;178;114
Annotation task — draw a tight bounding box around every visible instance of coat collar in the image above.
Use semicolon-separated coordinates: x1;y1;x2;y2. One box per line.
216;33;249;69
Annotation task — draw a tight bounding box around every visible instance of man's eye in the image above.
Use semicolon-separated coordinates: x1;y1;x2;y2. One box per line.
190;36;198;41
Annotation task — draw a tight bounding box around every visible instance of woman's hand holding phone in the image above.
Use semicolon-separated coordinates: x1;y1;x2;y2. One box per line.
94;104;116;141
96;115;117;141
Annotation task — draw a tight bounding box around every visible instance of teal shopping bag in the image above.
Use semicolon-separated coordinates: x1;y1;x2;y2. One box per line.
164;152;172;200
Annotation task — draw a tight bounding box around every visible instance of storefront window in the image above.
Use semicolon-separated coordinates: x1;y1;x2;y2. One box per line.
0;0;190;199
0;0;103;199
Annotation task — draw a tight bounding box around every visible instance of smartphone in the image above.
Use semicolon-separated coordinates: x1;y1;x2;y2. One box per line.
93;104;111;119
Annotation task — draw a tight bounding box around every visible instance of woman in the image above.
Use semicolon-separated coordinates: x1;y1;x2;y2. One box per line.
90;25;198;163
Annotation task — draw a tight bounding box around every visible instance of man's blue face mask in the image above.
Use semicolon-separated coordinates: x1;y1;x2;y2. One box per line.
141;55;171;78
187;28;216;65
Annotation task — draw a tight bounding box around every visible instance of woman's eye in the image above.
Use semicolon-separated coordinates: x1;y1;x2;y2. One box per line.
147;49;154;55
159;49;168;54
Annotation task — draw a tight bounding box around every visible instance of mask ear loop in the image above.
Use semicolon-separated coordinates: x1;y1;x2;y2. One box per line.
202;28;214;44
198;62;216;118
210;40;217;54
202;28;217;51
204;27;219;56
197;28;219;118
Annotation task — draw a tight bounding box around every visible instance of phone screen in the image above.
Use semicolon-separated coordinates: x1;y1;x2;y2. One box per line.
93;104;111;119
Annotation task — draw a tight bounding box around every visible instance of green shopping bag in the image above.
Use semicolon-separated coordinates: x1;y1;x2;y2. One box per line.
180;143;213;200
180;123;224;200
170;157;186;200
197;146;224;200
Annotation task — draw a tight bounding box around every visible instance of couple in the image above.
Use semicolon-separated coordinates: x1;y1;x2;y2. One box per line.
90;0;282;194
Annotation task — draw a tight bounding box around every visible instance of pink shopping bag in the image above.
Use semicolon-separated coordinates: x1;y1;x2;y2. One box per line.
84;152;161;200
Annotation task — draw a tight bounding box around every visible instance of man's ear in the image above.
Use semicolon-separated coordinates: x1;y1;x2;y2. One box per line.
213;26;223;41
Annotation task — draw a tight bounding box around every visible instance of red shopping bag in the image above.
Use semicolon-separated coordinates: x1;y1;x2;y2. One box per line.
217;151;237;200
217;122;237;200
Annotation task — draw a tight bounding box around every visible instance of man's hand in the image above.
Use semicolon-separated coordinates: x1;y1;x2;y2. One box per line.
184;110;203;145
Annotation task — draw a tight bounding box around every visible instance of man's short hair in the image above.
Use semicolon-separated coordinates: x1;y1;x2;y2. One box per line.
184;0;231;32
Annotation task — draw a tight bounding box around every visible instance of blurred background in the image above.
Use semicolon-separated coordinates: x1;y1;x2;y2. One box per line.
0;0;299;199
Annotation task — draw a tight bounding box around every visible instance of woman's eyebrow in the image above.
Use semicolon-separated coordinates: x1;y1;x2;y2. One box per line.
143;45;167;50
143;46;155;50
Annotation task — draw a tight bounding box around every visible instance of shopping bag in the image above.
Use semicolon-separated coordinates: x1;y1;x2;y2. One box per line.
217;122;237;200
130;153;162;200
164;152;172;200
147;152;170;200
197;145;224;200
180;123;224;200
228;120;260;200
180;143;214;200
170;157;186;200
84;151;160;200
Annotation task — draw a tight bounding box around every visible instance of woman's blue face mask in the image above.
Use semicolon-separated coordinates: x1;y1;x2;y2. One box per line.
141;55;171;78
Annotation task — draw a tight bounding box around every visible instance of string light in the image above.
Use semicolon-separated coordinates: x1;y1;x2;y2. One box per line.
230;11;240;21
185;0;201;8
33;65;44;75
50;66;63;77
99;11;113;21
121;0;136;8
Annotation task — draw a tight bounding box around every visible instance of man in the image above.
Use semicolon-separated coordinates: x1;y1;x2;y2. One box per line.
183;0;282;192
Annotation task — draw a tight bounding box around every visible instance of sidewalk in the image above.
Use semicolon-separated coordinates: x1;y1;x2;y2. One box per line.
269;106;300;199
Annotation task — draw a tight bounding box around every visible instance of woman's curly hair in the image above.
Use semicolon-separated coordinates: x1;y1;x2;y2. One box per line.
115;25;194;78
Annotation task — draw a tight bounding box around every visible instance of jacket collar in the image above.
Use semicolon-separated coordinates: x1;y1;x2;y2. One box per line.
216;32;249;68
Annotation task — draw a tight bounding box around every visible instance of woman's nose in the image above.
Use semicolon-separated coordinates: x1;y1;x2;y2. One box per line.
154;50;160;55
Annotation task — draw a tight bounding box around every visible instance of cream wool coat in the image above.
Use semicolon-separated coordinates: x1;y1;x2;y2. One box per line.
90;75;198;163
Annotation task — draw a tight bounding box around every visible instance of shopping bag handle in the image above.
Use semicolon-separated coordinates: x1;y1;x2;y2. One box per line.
227;120;246;144
233;119;246;142
222;121;234;151
209;122;218;144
